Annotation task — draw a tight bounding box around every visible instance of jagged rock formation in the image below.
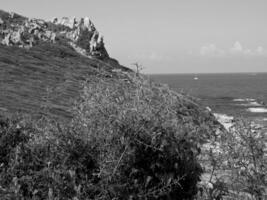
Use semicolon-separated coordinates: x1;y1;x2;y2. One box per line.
0;10;108;59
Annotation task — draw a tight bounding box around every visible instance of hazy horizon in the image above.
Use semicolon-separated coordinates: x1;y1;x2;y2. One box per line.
148;71;267;75
2;0;267;74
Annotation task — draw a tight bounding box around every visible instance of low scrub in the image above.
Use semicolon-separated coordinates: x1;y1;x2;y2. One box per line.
71;73;216;199
0;115;100;199
198;119;267;200
0;72;212;199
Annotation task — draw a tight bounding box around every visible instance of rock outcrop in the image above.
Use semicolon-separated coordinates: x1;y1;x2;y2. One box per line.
0;10;108;59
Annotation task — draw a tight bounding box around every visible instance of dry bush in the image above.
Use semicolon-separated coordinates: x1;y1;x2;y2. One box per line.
197;119;267;200
72;73;213;199
0;72;217;199
0;115;100;199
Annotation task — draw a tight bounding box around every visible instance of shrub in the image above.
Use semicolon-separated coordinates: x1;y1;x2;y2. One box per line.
0;116;100;199
0;72;214;199
198;119;267;200
72;73;206;199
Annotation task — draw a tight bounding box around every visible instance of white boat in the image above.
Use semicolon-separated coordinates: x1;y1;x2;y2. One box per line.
194;76;198;80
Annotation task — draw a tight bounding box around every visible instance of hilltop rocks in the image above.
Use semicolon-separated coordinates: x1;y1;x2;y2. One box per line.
0;11;108;59
51;16;107;57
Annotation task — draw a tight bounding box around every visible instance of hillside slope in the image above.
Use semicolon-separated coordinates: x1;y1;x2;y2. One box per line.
0;10;130;120
0;10;222;129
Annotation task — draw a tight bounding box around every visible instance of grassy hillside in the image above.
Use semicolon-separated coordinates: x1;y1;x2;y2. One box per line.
0;42;129;120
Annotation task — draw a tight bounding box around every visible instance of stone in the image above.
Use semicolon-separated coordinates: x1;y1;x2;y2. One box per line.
89;31;98;51
2;33;11;46
51;32;56;42
9;12;15;18
52;17;58;24
97;34;103;44
11;31;22;44
70;17;77;29
84;17;95;31
30;18;45;25
84;17;96;32
72;29;80;41
0;10;110;59
27;36;34;47
54;17;78;29
84;17;90;28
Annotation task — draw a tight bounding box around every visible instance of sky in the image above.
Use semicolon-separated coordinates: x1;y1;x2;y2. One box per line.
1;0;267;74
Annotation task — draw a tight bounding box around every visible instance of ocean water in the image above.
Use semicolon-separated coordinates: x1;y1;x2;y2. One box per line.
150;73;267;127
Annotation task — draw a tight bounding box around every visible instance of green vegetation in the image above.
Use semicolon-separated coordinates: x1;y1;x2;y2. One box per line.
0;42;127;120
198;119;267;200
0;34;265;199
0;70;266;199
1;9;265;199
0;71;221;199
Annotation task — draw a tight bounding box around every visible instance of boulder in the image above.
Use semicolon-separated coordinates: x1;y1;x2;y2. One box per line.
52;17;58;24
84;17;90;28
11;31;22;44
84;17;95;31
57;17;75;29
89;31;98;51
70;17;77;29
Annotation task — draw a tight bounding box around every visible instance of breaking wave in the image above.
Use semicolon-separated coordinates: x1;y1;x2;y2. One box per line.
247;107;267;113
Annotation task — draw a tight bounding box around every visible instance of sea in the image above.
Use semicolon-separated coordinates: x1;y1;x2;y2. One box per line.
150;73;267;129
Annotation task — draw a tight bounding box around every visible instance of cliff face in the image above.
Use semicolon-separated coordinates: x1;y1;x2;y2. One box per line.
0;10;108;59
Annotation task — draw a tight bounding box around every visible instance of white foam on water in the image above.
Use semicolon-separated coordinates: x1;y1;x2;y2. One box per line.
249;101;262;106
233;99;245;102
240;101;262;107
213;113;234;121
233;98;255;102
247;107;267;113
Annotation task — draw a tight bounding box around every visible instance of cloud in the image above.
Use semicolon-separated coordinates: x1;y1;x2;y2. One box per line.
230;41;251;55
229;41;266;56
200;44;225;56
230;41;243;52
256;46;265;55
199;42;267;57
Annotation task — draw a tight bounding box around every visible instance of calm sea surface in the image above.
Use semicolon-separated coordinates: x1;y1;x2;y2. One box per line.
150;73;267;126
